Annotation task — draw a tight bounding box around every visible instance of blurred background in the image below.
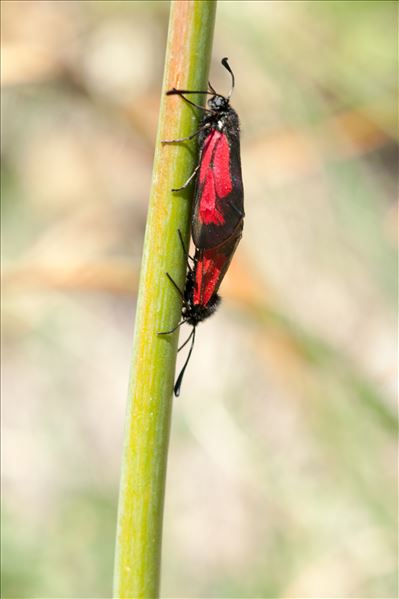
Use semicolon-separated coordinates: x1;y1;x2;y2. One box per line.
1;1;397;597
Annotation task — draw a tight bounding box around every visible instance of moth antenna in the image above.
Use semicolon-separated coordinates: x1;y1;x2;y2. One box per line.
174;327;196;397
221;57;235;100
177;327;194;352
208;81;217;95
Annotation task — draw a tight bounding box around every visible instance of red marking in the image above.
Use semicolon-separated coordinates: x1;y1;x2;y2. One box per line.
194;249;225;306
198;131;233;226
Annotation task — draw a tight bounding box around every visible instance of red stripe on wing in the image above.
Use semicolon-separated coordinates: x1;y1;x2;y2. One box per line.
194;250;225;306
198;130;233;226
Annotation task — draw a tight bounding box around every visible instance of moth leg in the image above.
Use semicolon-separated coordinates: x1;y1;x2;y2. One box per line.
166;89;212;112
162;123;210;145
158;319;188;336
177;229;194;268
159;272;187;336
165;272;184;298
170;135;206;192
172;164;199;192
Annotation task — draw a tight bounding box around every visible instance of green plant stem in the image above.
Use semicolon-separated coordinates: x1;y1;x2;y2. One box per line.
113;2;216;597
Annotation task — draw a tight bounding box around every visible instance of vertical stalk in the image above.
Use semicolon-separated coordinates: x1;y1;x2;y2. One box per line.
113;2;216;598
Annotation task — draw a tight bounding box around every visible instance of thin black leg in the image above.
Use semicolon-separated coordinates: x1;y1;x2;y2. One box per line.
166;89;212;112
166;272;184;298
176;229;194;270
158;319;188;336
162;123;210;145
172;165;199;192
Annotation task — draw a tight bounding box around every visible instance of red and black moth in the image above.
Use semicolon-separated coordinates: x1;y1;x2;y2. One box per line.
160;228;243;396
164;57;244;250
160;59;244;396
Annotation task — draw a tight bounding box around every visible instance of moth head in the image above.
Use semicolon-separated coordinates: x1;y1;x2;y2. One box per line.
208;94;229;111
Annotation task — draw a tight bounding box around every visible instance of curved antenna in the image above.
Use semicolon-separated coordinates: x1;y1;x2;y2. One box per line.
174;327;196;397
177;329;195;353
221;57;235;100
208;81;217;95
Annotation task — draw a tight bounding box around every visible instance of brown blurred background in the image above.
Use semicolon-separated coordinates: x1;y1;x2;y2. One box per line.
1;1;397;598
